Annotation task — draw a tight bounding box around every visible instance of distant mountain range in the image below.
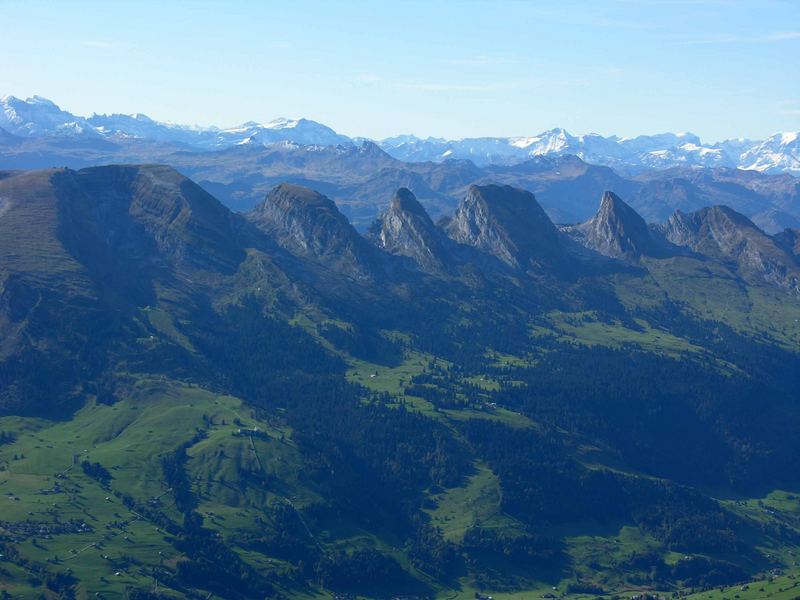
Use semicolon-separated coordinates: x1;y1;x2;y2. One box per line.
3;101;800;236
2;94;799;175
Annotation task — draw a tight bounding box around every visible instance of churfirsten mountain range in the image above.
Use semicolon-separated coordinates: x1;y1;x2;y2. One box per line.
5;87;800;598
4;162;800;598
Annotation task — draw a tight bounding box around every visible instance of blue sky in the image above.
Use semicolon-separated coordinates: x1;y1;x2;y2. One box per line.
2;0;798;141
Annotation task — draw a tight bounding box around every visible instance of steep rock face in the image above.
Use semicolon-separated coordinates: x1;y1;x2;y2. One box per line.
0;165;271;415
445;184;565;270
0;164;249;314
369;188;450;273
562;191;667;261
659;206;800;291
54;164;247;277
248;183;382;280
775;228;800;258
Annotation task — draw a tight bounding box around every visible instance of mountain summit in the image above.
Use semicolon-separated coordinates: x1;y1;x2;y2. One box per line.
446;184;566;270
563;191;668;261
2;95;798;174
659;205;800;291
248;183;382;280
369;188;451;273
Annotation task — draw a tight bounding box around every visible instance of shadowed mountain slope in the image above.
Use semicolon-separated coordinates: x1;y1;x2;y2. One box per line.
368;187;453;273
248;182;386;281
561;191;674;261
0;166;321;415
445;184;567;271
658;205;800;291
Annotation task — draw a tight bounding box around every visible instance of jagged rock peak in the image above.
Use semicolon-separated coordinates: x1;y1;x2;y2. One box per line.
391;187;431;219
261;182;338;211
598;190;637;220
249;183;380;279
566;191;663;261
661;205;759;249
370;187;449;272
250;183;353;250
660;205;800;291
446;184;564;270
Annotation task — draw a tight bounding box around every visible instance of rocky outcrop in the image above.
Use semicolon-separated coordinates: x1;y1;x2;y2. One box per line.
368;188;450;273
248;183;381;280
445;184;565;271
658;205;800;291
561;191;669;261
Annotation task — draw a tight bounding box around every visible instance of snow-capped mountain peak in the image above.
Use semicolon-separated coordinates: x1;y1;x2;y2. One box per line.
739;131;800;174
1;94;92;137
780;132;798;145
27;95;59;106
0;94;797;175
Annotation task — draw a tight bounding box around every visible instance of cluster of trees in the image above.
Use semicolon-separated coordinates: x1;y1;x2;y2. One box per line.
461;526;562;567
405;367;489;410
409;523;461;580
80;460;112;486
634;502;741;553
157;427;276;598
0;541;77;599
284;383;470;530
314;548;414;593
319;322;404;365
487;337;800;491
460;419;745;553
620;550;747;588
670;555;747;587
172;532;273;600
0;346;86;417
411;301;538;369
160;430;205;514
242;500;318;564
193;299;345;402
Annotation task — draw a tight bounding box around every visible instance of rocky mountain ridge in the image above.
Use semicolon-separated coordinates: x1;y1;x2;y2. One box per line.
5;164;800;598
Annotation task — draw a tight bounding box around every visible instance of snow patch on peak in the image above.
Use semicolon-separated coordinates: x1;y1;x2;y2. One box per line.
265;117;301;130
1;92;799;176
28;95;58;106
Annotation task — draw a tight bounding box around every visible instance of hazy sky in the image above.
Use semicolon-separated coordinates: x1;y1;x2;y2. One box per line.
2;0;798;141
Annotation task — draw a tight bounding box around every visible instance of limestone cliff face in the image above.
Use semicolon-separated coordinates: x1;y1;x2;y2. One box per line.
369;188;450;273
659;205;800;291
562;191;667;262
248;183;381;280
445;184;565;270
